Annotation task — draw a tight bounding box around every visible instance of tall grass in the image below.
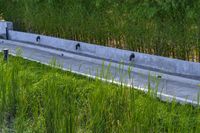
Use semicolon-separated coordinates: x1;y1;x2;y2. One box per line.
0;0;200;62
0;54;200;132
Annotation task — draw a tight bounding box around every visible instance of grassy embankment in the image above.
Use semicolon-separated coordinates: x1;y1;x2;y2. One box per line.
0;54;200;132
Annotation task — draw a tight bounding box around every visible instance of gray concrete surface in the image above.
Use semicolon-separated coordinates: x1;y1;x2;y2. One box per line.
7;30;200;79
0;39;200;105
0;21;13;38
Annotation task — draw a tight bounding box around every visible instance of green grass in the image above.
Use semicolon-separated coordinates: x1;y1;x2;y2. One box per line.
0;54;200;132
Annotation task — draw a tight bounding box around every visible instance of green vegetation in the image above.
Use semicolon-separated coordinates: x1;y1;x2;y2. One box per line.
0;54;200;132
1;0;200;62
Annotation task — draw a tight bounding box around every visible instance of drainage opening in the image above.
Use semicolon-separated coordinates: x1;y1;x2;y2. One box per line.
36;36;41;43
157;75;162;79
129;53;135;61
76;43;80;50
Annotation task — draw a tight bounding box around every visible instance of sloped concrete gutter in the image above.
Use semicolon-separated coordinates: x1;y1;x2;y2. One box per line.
0;21;200;105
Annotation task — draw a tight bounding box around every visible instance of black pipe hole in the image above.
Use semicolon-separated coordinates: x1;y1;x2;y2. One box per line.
157;75;162;79
76;43;80;50
129;53;135;61
36;36;41;42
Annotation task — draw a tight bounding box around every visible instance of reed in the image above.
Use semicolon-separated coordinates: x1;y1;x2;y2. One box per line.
0;0;200;62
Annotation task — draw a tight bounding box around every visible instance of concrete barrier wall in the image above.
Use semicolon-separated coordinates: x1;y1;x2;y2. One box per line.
0;21;199;78
0;21;13;36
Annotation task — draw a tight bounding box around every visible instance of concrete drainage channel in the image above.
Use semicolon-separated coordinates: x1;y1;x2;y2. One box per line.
0;21;200;105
